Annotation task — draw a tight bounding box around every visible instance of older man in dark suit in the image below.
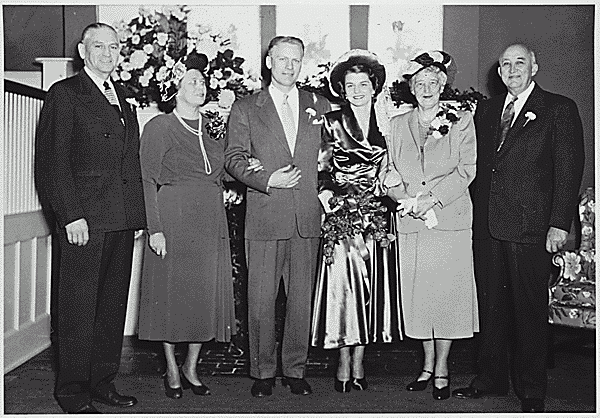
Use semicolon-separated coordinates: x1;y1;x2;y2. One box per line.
225;36;330;398
453;44;584;413
34;23;146;414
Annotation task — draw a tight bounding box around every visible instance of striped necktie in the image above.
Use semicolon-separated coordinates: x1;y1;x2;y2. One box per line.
103;81;123;124
280;94;297;155
496;96;517;152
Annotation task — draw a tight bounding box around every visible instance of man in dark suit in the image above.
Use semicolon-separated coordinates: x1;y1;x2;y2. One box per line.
453;44;584;413
225;36;330;397
34;23;146;414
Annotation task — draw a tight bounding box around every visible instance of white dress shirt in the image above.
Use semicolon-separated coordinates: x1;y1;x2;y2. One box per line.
503;81;535;127
84;67;121;111
269;84;300;132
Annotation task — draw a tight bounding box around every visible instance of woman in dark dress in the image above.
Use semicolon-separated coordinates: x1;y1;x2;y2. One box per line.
138;52;244;399
310;50;403;393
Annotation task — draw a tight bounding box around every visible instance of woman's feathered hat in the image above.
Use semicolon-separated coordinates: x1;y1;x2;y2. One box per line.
402;50;456;85
328;49;386;98
159;51;209;102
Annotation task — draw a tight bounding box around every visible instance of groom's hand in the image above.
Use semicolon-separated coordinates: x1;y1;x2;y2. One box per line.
268;165;301;189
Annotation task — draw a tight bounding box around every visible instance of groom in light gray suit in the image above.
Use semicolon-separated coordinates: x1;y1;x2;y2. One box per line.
225;36;330;397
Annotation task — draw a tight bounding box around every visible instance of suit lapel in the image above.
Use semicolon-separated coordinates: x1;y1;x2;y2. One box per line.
339;104;372;148
295;89;313;154
408;108;421;149
114;83;136;156
77;71;124;129
497;85;545;158
255;89;291;155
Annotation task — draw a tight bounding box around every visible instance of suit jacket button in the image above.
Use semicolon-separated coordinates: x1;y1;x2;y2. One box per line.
104;133;110;138
122;179;128;185
421;181;426;185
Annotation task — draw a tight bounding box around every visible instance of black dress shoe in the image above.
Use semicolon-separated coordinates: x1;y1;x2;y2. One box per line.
181;370;211;396
521;398;545;413
432;376;450;400
406;370;433;391
282;377;312;395
251;378;276;397
227;342;245;358
163;374;183;399
69;403;100;414
91;388;137;407
334;378;351;393
351;377;368;391
452;386;508;399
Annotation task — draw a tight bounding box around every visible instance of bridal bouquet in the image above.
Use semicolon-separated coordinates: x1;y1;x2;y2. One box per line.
321;190;394;265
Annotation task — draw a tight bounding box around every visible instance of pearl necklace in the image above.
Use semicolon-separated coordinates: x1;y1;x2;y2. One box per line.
173;109;212;175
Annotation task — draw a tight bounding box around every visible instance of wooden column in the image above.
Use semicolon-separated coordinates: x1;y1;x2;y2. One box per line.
350;5;369;50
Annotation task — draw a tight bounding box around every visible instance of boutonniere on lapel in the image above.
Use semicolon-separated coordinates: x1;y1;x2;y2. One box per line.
203;110;226;140
428;103;461;139
306;107;324;125
523;111;537;127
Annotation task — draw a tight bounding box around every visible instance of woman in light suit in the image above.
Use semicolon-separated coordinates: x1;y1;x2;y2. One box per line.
382;51;479;400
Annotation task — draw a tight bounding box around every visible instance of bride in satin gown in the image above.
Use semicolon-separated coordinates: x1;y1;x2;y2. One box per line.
310;50;403;393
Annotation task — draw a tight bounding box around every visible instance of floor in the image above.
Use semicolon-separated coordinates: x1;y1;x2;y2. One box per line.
3;326;596;416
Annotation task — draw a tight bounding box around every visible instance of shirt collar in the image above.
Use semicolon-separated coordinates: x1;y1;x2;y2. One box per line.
269;84;299;104
84;67;114;92
504;81;536;109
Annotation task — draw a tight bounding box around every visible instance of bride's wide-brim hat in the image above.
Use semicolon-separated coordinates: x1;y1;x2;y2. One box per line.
329;49;386;98
402;50;456;86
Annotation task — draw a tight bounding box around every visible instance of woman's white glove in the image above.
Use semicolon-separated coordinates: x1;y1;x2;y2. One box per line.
397;192;438;229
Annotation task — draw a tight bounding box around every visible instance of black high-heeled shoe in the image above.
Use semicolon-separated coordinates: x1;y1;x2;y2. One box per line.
405;369;433;391
334;378;351;393
432;376;450;400
163;373;183;399
181;369;211;396
351;377;368;391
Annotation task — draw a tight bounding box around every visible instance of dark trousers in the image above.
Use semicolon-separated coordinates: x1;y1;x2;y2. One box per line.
54;229;134;411
471;237;551;400
246;227;319;380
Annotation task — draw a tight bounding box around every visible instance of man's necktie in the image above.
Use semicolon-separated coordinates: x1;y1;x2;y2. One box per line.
280;94;297;155
496;96;517;152
103;81;124;124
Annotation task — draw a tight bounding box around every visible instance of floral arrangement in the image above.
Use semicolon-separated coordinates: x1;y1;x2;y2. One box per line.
113;6;190;107
427;102;461;139
113;6;260;108
203;110;226;140
321;190;394;265
223;187;243;208
296;62;344;104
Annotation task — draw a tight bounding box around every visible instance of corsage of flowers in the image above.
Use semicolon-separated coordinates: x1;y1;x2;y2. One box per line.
305;107;324;125
203;110;226;140
523;111;537;127
321;189;394;265
428;103;461;139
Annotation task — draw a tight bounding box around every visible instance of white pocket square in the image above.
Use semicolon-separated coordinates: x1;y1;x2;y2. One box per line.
312;119;324;125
